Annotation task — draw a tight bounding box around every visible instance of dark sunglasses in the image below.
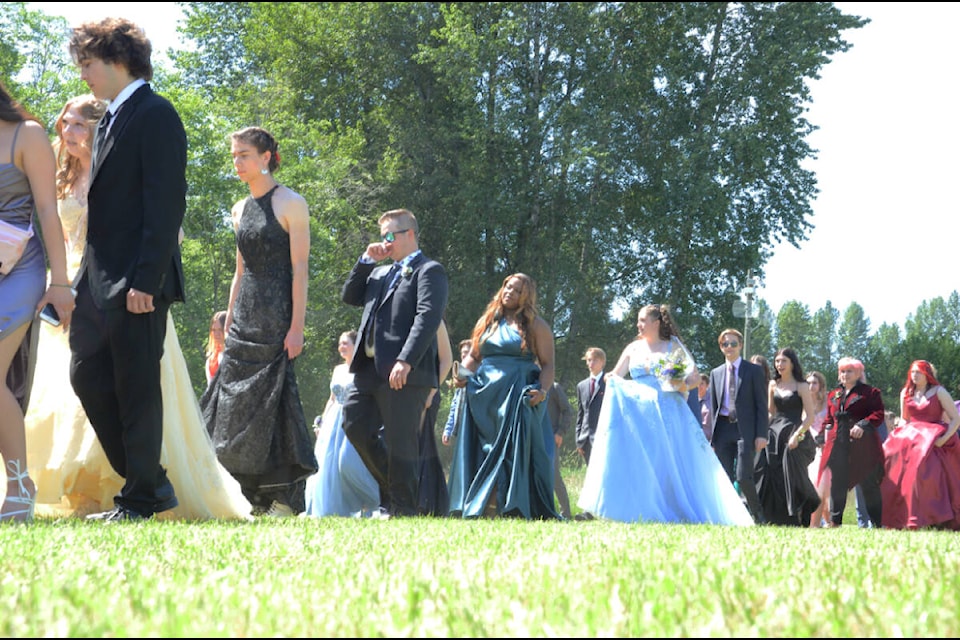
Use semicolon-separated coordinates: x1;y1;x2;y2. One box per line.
721;341;739;348
380;229;412;243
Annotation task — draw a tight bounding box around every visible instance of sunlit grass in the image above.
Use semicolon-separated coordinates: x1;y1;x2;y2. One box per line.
2;466;958;637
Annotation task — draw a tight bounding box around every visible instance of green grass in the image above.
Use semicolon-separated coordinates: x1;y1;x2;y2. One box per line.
3;465;958;637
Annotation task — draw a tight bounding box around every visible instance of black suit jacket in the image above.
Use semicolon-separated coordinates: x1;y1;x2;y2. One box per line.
84;84;187;308
342;252;448;386
575;375;605;448
707;359;768;443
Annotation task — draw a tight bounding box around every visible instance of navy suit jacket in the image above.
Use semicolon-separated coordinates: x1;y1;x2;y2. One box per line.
707;359;768;443
342;252;448;387
84;84;187;308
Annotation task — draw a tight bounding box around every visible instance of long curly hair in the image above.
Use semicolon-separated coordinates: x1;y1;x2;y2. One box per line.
470;273;539;358
54;94;107;200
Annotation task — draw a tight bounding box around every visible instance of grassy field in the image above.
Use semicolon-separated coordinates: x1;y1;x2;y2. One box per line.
3;465;959;637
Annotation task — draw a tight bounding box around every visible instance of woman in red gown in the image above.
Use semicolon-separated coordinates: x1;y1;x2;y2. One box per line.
881;360;960;529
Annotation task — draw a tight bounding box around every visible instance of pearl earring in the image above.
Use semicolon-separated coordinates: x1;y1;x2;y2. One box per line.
260;167;269;175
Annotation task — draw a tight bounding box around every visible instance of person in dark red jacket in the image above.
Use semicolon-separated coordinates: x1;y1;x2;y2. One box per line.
817;357;884;527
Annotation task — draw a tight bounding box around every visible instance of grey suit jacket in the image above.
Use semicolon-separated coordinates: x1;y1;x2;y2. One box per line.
575;374;605;448
707;359;768;443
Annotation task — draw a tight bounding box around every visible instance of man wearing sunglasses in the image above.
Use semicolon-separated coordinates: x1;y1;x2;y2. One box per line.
341;208;448;519
707;328;769;524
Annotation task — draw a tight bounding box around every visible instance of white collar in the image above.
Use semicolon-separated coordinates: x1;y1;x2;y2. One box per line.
107;78;147;117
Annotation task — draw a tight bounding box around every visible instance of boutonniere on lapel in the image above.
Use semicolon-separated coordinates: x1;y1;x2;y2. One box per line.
401;265;413;279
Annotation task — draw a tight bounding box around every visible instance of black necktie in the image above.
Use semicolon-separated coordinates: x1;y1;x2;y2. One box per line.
93;110;114;157
384;262;401;295
365;263;401;357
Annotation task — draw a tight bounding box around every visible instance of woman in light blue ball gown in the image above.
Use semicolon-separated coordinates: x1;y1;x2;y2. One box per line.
578;304;753;526
303;331;379;517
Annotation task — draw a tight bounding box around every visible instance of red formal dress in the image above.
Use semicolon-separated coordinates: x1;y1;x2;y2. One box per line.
881;393;960;529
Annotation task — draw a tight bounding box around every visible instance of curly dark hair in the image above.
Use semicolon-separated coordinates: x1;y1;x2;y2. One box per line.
68;17;154;81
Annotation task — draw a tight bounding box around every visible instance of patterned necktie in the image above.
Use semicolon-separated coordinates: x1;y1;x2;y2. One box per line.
727;363;737;422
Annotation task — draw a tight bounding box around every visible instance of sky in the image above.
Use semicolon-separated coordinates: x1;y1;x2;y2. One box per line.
29;2;959;332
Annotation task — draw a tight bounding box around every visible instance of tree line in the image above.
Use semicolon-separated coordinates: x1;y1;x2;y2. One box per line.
6;2;952;421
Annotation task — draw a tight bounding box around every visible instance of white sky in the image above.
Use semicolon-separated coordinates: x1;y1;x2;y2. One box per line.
30;2;958;332
760;2;959;331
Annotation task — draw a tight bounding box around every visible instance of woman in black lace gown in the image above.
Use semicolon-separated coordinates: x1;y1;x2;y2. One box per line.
757;347;821;526
201;127;317;516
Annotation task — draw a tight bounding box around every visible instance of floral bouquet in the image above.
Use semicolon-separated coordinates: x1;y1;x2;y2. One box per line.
652;348;689;393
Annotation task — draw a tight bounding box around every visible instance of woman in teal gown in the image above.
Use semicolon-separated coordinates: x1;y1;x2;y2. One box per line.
578;304;754;526
448;273;559;520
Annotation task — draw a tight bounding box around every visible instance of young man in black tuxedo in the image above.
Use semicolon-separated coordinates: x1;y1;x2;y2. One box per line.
67;18;187;521
341;209;448;518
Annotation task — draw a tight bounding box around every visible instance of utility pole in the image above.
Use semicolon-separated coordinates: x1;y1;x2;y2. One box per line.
732;270;759;358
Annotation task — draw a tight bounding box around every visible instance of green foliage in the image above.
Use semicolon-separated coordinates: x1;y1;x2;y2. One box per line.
18;2;958;418
0;2;86;124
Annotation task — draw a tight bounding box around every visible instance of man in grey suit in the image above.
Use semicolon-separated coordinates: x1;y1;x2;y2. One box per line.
707;328;768;524
575;347;606;465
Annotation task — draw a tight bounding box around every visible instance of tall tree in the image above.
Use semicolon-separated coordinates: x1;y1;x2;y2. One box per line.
836;302;871;363
807;301;839;377
774;300;813;358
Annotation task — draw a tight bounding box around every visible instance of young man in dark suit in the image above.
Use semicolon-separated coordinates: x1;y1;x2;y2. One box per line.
341;209;449;518
67;18;187;521
575;347;606;465
707;329;769;524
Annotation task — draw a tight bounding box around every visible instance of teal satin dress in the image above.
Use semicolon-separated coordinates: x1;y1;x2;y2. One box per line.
447;320;559;519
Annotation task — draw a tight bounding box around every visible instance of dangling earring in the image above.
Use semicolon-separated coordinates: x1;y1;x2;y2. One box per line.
260;167;269;175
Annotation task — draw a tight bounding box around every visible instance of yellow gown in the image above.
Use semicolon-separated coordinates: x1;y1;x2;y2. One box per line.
23;196;252;520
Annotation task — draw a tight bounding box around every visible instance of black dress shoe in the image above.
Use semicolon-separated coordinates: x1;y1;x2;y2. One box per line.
574;512;595;521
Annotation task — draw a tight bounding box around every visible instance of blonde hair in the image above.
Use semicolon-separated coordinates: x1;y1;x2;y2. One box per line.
582;347;606;363
204;310;227;359
54;94;107;199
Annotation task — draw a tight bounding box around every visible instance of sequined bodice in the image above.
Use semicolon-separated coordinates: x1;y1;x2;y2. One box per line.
58;196;87;278
330;364;355;405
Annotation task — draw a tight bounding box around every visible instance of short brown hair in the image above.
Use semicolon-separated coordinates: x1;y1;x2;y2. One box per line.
378;208;419;235
582;347;606;362
717;328;744;345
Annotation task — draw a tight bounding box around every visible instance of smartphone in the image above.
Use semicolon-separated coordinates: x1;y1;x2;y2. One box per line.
39;303;60;327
